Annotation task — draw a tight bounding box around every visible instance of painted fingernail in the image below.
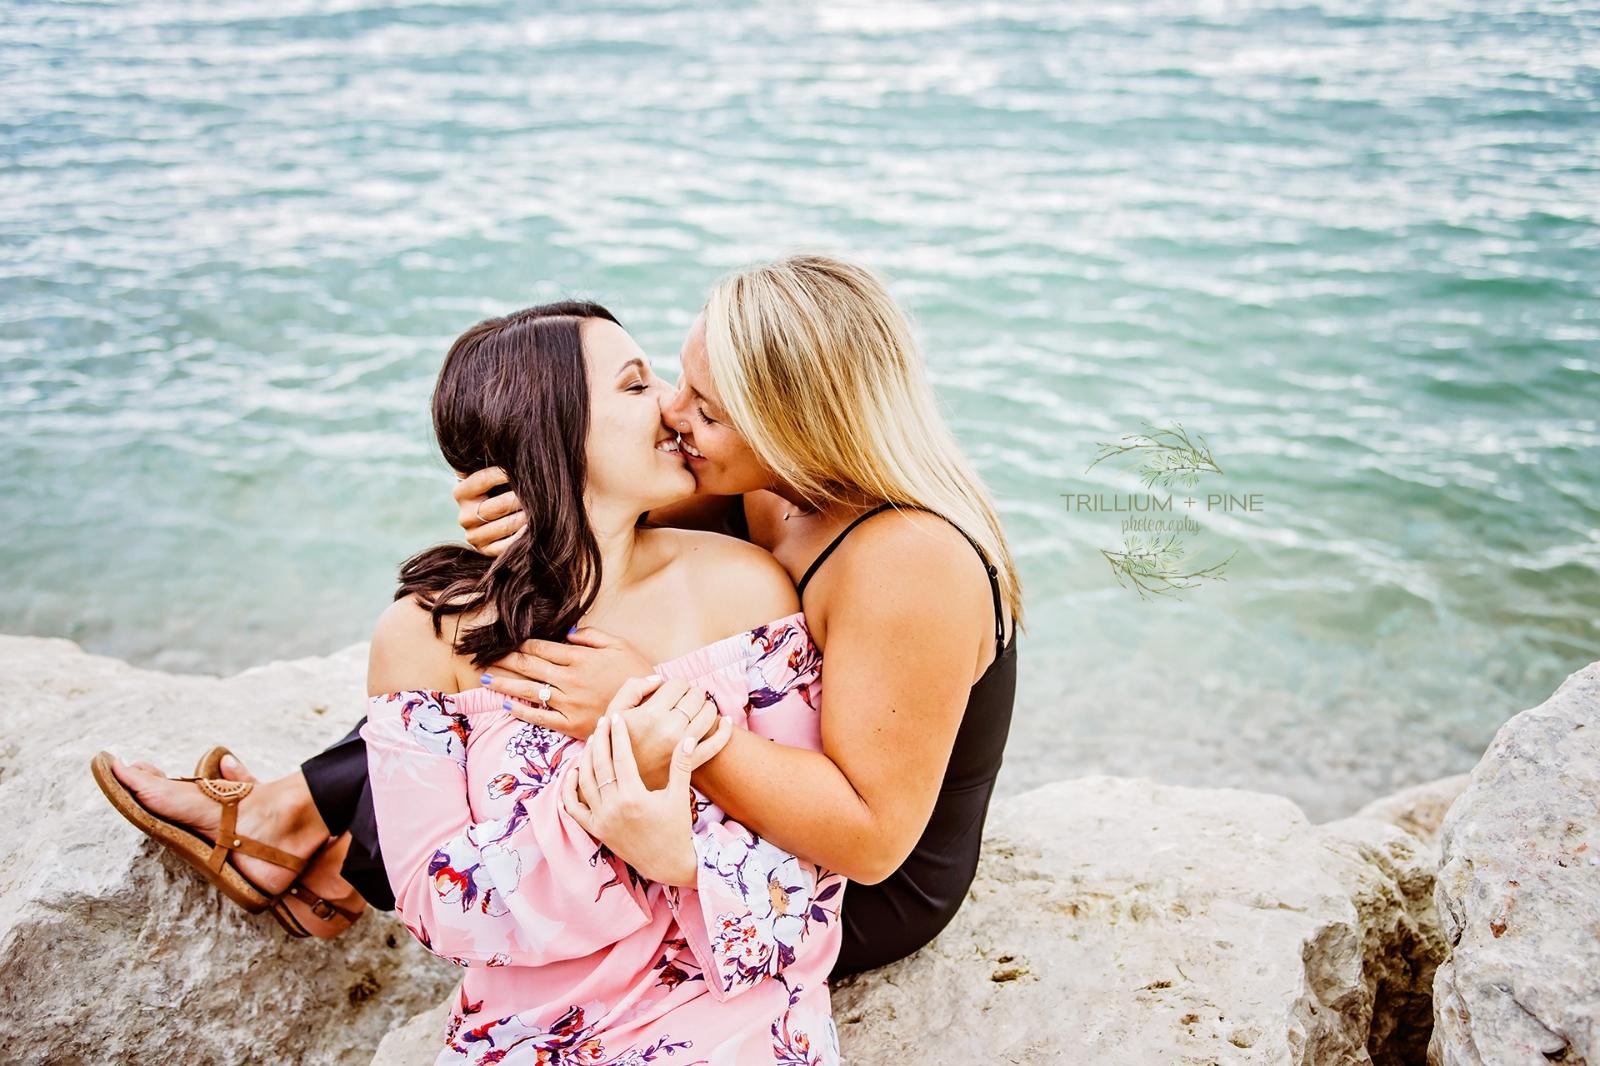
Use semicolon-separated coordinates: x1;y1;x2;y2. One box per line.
645;674;661;683
681;736;695;752
479;674;492;686
502;699;513;711
568;626;578;635
221;755;238;770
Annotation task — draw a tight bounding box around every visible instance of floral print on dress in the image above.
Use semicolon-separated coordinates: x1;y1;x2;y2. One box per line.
671;827;843;993
427;801;528;918
743;620;822;715
769;978;838;1066
446;999;702;1066
650;937;705;993
492;723;571;801
379;689;472;762
363;609;841;1065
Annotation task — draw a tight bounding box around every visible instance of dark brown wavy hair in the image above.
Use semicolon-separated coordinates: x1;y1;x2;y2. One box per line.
395;301;620;669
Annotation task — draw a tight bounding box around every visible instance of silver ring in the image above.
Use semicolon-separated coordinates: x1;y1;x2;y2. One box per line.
475;498;488;523
598;777;616;790
537;682;552;709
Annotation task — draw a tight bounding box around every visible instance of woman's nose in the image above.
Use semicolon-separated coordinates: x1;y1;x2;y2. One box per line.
659;383;689;427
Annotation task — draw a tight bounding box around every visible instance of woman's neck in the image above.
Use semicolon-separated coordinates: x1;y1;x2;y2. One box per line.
768;482;882;525
582;503;660;624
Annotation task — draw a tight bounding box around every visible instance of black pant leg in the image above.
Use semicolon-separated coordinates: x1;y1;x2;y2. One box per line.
301;721;366;834
340;773;395;911
300;718;395;911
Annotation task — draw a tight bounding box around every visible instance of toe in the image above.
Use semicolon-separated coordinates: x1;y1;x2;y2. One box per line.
109;756;146;788
218;754;260;784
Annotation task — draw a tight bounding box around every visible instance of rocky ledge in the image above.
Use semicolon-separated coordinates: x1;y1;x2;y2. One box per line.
0;635;456;1066
0;635;1592;1065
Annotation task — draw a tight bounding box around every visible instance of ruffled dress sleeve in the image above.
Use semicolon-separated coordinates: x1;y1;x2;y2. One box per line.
362;688;654;968
665;820;845;1000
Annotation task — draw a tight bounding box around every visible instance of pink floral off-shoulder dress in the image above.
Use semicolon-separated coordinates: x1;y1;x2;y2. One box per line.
361;610;844;1066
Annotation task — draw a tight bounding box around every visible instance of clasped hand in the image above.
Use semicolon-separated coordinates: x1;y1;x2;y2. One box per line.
562;675;733;887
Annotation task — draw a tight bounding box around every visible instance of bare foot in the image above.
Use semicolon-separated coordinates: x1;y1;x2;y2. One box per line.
280;832;366;938
108;756;330;899
207;752;365;936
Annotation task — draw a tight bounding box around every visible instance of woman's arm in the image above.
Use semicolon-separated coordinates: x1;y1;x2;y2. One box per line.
587;640;844;999
692;515;994;884
361;599;656;966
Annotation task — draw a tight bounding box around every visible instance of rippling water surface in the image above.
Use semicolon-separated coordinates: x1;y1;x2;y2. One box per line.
4;0;1597;818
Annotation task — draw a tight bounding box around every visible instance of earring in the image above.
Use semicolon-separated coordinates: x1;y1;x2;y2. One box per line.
678;421;688;430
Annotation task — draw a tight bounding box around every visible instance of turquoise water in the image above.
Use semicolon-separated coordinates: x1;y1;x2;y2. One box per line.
4;1;1596;819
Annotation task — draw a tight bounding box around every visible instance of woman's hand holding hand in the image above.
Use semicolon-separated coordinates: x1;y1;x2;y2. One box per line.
563;676;734;887
607;673;721;791
485;627;656;741
454;466;526;557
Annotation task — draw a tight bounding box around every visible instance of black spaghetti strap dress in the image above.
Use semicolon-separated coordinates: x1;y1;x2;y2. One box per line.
791;502;1018;979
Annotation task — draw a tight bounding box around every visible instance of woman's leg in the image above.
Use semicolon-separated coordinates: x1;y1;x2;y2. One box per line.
106;718;385;913
298;721;367;836
108;756;331;900
301;722;395;911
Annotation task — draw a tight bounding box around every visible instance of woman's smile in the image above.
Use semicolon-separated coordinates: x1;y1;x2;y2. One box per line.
654;433;692;466
657;430;707;464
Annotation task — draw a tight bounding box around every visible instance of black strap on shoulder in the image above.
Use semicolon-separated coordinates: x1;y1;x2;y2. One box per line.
795;502;1009;660
794;502;896;599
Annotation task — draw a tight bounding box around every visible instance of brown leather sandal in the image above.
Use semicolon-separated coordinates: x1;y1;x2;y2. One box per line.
194;746;364;938
91;750;307;916
273;862;366;937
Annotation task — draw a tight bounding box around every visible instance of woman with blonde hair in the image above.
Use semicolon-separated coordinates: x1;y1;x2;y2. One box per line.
99;253;1020;983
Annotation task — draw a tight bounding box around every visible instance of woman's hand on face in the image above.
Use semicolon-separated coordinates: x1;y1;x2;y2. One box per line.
484;627;656;741
562;677;734;888
453;466;527;557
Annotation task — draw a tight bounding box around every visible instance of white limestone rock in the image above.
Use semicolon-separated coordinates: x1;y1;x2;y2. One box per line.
830;776;1443;1066
371;1000;451;1065
0;635;456;1066
1429;660;1600;1066
1355;773;1472;856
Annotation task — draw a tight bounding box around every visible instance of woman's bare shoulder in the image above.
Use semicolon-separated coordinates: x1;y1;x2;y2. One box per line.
649;527;801;633
820;507;992;631
367;595;466;696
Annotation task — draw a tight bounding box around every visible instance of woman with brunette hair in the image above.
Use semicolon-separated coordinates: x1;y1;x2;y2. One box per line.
100;302;846;1064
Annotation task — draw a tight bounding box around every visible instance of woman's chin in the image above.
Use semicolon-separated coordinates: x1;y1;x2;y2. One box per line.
649;468;698;503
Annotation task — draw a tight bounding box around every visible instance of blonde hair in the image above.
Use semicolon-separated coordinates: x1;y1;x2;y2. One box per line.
702;253;1024;634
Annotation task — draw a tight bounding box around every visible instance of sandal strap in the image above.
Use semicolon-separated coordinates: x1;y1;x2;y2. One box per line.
284;881;363;923
171;775;309;876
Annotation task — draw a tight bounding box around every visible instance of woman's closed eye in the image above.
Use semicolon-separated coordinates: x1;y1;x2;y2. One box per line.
696;405;717;425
